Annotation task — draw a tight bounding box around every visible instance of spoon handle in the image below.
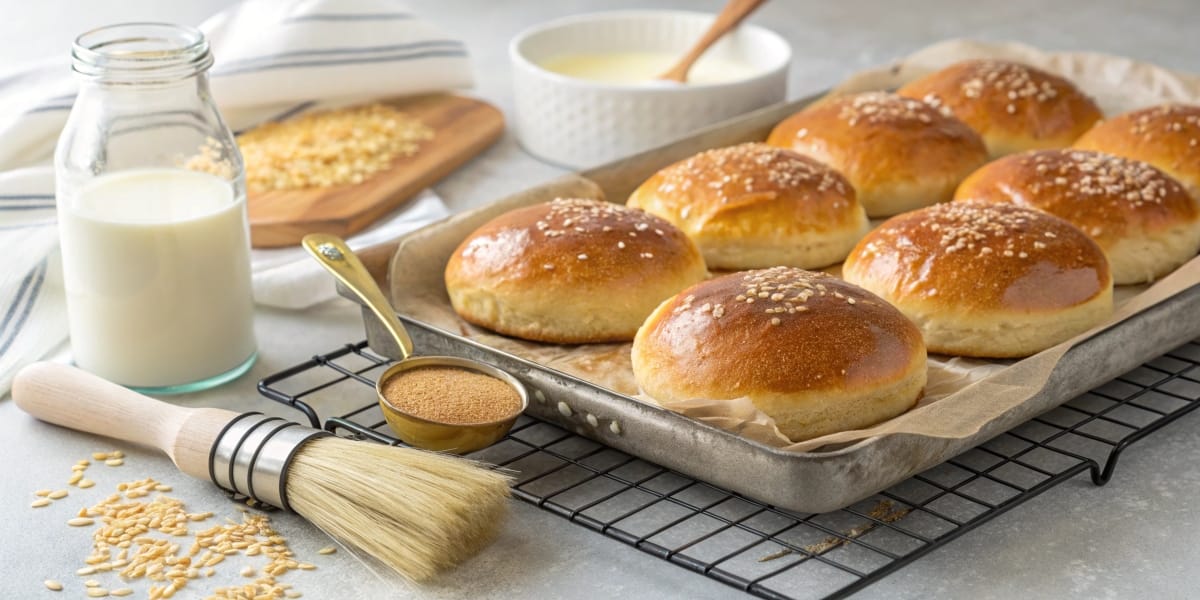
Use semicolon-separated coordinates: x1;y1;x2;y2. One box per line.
303;233;414;360
659;0;769;83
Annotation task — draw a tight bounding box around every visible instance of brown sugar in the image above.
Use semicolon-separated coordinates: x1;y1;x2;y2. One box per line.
381;366;522;424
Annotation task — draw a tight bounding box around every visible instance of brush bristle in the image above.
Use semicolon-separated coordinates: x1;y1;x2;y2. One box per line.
284;437;511;581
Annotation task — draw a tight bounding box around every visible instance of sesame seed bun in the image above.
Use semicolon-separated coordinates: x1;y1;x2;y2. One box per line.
955;149;1200;284
445;198;707;344
843;201;1113;358
626;143;868;270
1074;104;1200;201
767;92;989;218
631;267;926;442
898;59;1103;157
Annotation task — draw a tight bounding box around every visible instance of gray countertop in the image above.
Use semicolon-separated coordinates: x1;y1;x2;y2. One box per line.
2;1;1199;598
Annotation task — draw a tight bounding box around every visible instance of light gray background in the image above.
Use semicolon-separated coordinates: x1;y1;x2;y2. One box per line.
2;1;1199;599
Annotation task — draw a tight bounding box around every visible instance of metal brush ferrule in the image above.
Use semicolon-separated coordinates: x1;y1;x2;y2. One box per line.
207;413;330;511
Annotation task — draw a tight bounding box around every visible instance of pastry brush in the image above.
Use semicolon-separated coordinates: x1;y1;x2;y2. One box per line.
12;362;511;582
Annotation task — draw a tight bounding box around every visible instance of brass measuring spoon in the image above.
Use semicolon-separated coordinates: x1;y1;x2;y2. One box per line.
303;234;527;453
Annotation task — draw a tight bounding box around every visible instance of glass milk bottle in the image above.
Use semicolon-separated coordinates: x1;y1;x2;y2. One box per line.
55;23;256;393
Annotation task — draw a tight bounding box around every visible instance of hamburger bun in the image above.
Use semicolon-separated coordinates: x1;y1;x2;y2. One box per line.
767;91;989;217
632;267;926;442
842;201;1113;358
446;198;708;343
955;149;1200;284
898;59;1103;157
627;143;868;270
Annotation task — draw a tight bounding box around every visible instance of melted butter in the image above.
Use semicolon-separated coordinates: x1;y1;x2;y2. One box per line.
539;51;759;85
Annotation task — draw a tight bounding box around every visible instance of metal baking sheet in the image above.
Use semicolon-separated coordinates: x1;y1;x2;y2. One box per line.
340;88;1200;513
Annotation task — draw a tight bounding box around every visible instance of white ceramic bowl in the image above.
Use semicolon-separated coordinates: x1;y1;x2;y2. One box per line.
509;10;791;169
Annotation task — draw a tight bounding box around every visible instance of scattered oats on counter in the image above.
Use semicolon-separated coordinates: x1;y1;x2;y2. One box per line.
31;453;322;600
231;103;434;193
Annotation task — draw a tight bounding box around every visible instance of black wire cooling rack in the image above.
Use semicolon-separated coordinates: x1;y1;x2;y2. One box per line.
258;339;1200;600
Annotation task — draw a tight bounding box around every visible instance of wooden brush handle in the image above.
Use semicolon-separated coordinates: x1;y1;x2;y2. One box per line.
12;362;240;482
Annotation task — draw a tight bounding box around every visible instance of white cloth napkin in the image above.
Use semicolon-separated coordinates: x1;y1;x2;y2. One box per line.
0;0;467;393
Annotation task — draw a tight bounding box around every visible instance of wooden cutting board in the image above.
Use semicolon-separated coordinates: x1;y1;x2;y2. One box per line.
246;94;504;248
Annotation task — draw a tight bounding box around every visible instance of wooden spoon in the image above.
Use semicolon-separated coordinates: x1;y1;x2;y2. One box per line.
658;0;769;84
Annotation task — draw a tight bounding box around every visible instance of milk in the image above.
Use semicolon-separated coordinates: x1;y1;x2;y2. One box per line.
58;168;256;388
540;51;760;85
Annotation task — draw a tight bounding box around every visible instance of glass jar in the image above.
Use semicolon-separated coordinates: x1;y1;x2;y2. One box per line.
55;23;256;393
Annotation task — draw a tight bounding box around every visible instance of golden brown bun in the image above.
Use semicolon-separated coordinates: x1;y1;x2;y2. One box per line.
445;198;707;343
955;149;1200;284
626;143;868;270
843;201;1113;358
767;92;989;218
632;267;926;442
1074;104;1200;201
898;59;1103;157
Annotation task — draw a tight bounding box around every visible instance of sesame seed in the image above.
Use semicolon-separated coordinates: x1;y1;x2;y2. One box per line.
948;60;1066;112
1020;150;1183;210
770;318;781;326
837;92;949;127
654;143;851;205
576;254;588;261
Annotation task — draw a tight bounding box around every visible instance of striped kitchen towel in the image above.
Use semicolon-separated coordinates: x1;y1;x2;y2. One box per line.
0;0;468;394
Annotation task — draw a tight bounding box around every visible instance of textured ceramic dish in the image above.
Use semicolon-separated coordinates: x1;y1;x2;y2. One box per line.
509;10;791;169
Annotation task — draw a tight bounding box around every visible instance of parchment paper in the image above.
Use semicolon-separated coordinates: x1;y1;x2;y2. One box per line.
391;40;1200;454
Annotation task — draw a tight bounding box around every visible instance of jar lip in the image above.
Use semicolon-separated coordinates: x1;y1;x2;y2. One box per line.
72;22;213;81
